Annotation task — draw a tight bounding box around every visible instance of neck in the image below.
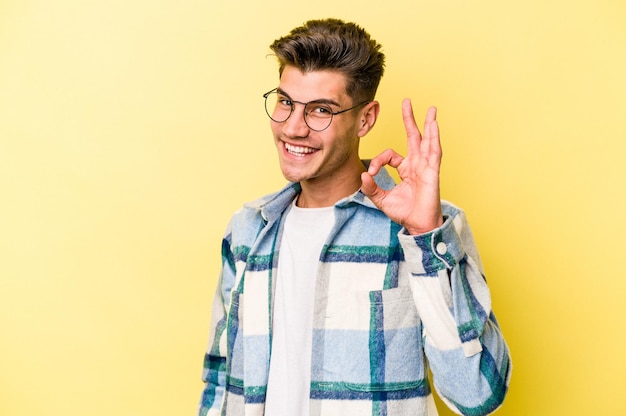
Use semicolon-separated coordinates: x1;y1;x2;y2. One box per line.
296;161;366;208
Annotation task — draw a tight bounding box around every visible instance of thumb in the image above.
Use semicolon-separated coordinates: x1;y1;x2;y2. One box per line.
360;172;387;207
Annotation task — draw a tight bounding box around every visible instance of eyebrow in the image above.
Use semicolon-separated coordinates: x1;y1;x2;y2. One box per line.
276;87;341;108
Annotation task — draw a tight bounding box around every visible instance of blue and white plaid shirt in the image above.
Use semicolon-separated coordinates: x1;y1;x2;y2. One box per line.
199;167;511;416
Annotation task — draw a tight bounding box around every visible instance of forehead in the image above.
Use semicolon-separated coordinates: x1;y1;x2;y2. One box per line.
278;66;349;103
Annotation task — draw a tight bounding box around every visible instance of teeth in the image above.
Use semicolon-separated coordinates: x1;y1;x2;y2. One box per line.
285;142;316;156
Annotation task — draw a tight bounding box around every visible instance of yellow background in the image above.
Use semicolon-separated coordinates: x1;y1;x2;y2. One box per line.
1;0;625;415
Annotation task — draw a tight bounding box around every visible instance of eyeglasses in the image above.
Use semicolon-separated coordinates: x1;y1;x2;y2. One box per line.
263;88;369;132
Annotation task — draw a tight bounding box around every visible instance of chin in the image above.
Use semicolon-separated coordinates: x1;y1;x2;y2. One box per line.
278;160;310;183
280;170;306;183
280;166;316;184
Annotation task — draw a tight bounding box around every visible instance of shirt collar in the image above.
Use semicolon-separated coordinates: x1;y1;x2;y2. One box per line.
245;161;396;223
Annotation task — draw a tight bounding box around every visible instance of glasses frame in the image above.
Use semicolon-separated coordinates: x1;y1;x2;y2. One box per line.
263;88;370;132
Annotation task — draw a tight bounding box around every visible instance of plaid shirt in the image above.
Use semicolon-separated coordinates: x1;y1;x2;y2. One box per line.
199;168;511;416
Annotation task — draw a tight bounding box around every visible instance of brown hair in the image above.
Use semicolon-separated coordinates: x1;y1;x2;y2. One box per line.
269;18;385;102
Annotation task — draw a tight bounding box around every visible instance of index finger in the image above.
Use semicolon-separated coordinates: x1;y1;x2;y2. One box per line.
367;148;404;175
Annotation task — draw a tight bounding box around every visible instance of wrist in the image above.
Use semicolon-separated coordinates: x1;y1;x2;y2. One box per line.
405;217;444;236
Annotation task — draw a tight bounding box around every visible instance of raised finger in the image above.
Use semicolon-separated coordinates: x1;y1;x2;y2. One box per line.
422;106;442;160
402;98;422;155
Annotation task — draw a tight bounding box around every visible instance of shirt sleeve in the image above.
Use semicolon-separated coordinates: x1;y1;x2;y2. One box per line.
398;202;512;415
198;226;235;416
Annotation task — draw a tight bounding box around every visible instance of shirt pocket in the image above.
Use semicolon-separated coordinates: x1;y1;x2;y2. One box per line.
319;286;427;391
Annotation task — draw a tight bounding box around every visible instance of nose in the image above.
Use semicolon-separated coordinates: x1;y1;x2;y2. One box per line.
281;105;310;138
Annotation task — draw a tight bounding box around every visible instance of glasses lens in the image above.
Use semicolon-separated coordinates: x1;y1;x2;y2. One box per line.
304;103;333;131
264;91;291;123
263;90;334;131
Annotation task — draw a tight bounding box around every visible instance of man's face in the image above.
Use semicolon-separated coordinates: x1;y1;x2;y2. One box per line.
270;66;363;186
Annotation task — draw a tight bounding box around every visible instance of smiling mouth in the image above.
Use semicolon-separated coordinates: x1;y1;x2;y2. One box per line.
285;142;318;157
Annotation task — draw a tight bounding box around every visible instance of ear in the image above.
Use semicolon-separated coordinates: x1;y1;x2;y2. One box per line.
357;101;380;138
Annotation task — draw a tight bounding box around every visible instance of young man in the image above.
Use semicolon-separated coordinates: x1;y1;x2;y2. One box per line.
199;18;511;416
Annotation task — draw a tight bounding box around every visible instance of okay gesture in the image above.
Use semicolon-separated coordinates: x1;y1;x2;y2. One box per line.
361;99;444;235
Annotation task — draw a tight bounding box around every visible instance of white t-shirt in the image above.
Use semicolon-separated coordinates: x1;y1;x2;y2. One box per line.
264;200;335;416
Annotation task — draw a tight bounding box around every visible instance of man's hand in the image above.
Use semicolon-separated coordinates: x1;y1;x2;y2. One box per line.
361;99;443;235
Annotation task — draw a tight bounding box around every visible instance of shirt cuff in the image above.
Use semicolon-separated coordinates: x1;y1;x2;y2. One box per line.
398;214;465;275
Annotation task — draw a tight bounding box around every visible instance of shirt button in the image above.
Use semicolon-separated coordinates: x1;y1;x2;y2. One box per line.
436;242;448;255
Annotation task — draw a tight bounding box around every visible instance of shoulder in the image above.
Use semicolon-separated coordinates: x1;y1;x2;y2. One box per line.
441;200;463;217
